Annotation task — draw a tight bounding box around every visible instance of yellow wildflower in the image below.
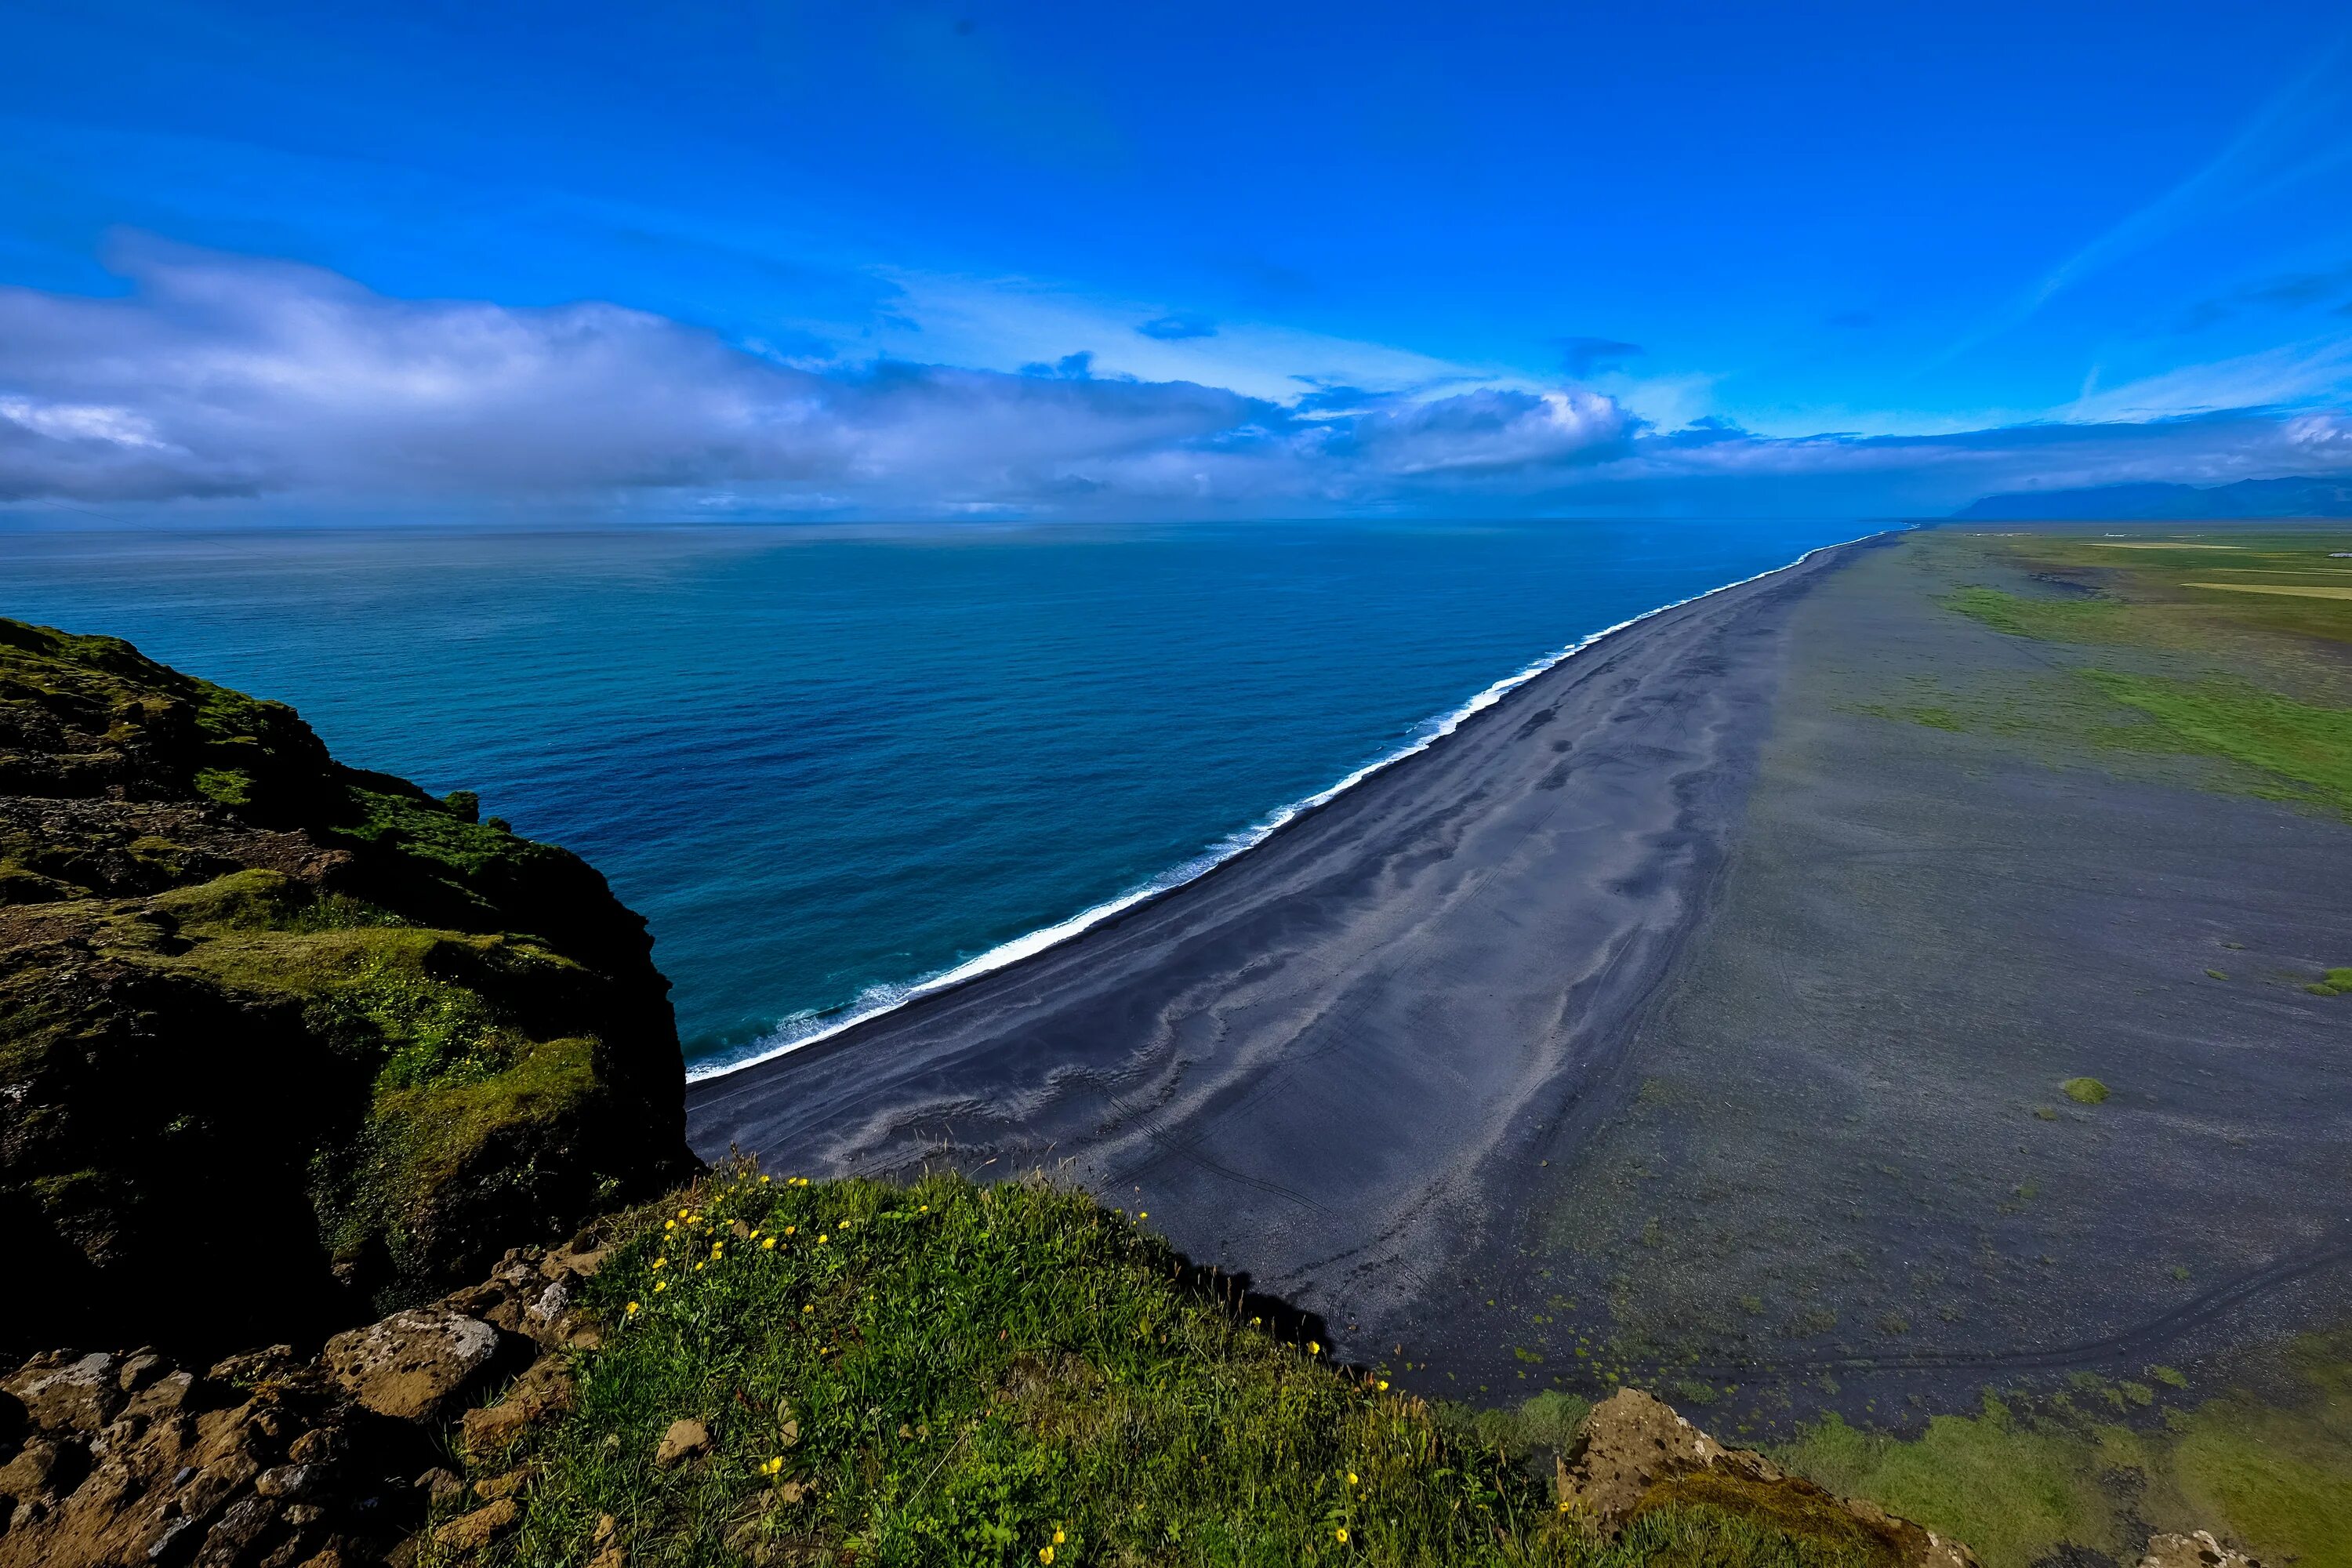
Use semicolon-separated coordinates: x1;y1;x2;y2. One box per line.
803;1304;815;1314
1038;1548;1054;1566
1308;1341;1321;1355
694;1261;706;1272
1138;1211;1148;1219
653;1257;666;1269
712;1243;724;1257
653;1280;667;1294
919;1204;928;1212
625;1301;640;1316
1335;1527;1348;1544
817;1235;828;1245
785;1226;796;1236
1054;1530;1065;1545
760;1174;772;1184
1377;1380;1389;1391
664;1219;676;1231
762;1236;777;1250
1347;1472;1358;1486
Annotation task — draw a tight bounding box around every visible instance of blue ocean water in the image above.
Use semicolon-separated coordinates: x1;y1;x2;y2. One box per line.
0;517;1857;1070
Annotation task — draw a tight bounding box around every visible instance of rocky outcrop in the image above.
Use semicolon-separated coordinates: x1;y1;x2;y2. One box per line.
2138;1532;2263;1568
1555;1388;1980;1566
0;617;694;1355
0;1231;608;1568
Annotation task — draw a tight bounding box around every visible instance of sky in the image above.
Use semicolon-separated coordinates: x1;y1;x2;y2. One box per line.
3;0;2351;521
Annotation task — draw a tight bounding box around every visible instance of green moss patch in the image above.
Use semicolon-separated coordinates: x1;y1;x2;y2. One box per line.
1780;1344;2352;1568
2060;1078;2109;1105
2080;670;2352;815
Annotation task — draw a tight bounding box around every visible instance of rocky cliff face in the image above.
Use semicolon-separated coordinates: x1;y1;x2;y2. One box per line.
0;617;695;1355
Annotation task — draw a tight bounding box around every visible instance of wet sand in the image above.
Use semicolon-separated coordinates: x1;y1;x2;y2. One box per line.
688;540;1861;1355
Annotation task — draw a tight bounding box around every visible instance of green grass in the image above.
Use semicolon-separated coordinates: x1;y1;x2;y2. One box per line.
2059;1078;2108;1105
1777;1336;2352;1568
2307;967;2352;997
437;1167;1889;1567
1915;550;2352;818
1944;587;2135;644
2079;671;2352;815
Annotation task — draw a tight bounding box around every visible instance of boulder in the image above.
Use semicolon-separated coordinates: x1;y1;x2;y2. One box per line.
3;1354;122;1434
323;1309;499;1421
458;1356;575;1456
433;1496;518;1554
1555;1389;1977;1567
654;1419;710;1468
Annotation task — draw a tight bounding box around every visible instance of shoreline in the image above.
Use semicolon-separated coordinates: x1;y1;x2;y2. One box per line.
688;532;1877;1363
689;526;1898;1086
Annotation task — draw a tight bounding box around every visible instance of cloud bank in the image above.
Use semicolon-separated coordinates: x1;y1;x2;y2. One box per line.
2;241;2347;521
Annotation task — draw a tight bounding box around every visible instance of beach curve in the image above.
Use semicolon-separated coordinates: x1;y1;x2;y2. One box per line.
687;533;1882;1354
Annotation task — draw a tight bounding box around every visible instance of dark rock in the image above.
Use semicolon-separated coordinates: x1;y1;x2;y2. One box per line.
191;1495;278;1567
0;617;695;1357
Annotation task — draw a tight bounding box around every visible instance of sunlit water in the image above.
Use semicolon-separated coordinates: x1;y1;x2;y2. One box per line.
0;516;1858;1071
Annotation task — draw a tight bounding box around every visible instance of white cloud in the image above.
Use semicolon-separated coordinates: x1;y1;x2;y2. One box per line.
2063;336;2352;423
869;268;1490;401
0;239;2345;521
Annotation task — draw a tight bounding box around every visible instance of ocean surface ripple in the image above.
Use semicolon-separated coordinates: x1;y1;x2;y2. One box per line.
0;515;1858;1069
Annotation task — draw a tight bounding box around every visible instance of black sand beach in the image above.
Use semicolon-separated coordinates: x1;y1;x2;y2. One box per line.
689;529;2352;1428
689;542;1852;1351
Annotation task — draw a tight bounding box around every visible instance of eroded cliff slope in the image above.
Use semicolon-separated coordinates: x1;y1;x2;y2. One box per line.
0;617;692;1353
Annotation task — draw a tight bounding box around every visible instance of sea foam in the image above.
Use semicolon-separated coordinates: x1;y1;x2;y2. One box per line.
687;530;1887;1084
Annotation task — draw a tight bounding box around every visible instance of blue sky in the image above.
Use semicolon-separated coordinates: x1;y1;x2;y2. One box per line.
4;0;2351;518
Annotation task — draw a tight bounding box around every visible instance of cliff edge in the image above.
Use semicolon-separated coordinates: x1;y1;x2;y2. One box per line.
0;617;693;1355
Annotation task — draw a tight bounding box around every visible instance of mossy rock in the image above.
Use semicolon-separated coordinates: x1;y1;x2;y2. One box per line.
0;616;694;1356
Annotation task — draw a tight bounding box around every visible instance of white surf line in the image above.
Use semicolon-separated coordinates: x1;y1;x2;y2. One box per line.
688;526;1897;1084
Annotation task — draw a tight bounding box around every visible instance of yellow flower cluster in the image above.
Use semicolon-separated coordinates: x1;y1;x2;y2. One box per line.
759;1456;785;1476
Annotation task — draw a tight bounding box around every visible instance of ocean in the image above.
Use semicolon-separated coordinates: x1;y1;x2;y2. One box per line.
0;515;1858;1073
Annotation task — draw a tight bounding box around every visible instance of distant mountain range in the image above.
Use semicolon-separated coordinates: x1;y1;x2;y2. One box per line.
1953;475;2352;521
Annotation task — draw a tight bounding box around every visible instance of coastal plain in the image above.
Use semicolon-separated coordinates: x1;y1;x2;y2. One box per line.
693;528;2352;1448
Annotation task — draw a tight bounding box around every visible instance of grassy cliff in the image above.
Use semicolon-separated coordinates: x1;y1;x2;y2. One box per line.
435;1166;1917;1568
0;617;693;1354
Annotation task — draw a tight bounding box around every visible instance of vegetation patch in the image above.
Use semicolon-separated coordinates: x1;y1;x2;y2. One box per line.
446;1167;1883;1567
1780;1338;2352;1568
2059;1078;2108;1105
1943;587;2134;644
2078;670;2352;815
